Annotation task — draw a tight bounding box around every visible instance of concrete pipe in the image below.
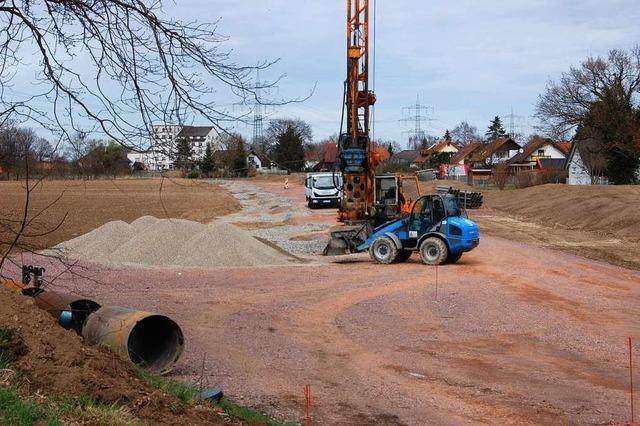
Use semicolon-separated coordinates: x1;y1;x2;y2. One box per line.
31;291;101;334
82;306;184;375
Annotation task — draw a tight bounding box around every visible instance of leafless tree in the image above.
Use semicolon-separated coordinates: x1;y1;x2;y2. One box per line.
535;46;640;136
266;119;313;148
536;46;640;183
451;121;480;145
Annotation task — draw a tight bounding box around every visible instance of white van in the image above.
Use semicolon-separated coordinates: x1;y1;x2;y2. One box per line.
304;172;343;208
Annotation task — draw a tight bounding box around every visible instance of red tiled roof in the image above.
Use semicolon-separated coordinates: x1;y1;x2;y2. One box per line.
322;143;338;163
509;137;571;164
450;142;481;164
555;141;572;155
469;137;519;163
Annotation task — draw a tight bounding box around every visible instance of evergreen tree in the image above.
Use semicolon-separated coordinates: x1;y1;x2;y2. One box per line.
443;129;452;141
272;125;305;172
387;143;394;156
174;138;193;171
200;143;215;177
485;116;507;142
229;136;247;177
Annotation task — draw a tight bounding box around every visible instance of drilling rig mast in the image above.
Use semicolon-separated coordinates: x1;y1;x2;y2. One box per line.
338;0;377;222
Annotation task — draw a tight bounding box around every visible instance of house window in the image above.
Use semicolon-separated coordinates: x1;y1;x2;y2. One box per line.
537;149;545;156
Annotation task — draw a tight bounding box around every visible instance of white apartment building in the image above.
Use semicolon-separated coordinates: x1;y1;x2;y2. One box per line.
128;124;221;171
175;126;220;161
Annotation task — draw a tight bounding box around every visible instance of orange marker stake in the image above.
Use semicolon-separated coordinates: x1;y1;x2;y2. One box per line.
631;337;636;426
304;384;312;426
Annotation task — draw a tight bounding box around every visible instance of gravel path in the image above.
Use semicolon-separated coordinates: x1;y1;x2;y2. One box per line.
214;179;333;256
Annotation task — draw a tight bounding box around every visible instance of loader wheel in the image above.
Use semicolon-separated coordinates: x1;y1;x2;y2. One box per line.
419;237;448;265
447;252;462;264
395;249;413;263
369;236;398;264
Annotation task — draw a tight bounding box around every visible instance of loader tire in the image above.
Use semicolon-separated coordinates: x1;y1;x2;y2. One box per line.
369;236;398;264
419;237;448;265
395;249;413;263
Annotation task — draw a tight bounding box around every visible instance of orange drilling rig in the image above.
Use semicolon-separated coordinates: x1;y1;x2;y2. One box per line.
338;0;377;223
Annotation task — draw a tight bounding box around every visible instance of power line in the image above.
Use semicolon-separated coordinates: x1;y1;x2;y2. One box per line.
399;94;435;147
502;107;524;141
252;67;265;146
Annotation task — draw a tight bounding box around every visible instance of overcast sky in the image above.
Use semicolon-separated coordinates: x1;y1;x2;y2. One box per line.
11;1;639;147
168;0;638;146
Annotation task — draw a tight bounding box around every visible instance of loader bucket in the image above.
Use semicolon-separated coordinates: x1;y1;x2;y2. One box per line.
323;236;350;256
323;225;370;256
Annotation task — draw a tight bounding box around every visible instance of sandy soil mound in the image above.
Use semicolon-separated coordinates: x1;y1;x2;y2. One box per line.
483;184;640;241
0;286;225;425
52;216;296;268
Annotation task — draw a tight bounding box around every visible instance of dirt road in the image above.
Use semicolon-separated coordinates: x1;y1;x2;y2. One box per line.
24;179;640;425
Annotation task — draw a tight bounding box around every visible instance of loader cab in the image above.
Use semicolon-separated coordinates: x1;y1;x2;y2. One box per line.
407;195;451;236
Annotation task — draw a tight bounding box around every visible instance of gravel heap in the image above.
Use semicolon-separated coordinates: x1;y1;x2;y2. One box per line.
51;216;297;268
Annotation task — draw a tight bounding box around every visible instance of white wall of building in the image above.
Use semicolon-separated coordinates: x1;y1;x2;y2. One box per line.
247;153;262;169
568;149;591;185
490;149;519;164
527;144;566;162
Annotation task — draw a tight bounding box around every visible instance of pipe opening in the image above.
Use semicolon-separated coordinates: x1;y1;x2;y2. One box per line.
67;300;101;333
127;315;184;374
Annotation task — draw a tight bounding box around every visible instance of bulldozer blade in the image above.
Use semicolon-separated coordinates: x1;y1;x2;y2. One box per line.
323;236;350;256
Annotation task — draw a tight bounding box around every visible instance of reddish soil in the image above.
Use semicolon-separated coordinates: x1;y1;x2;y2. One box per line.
0;285;227;425
0;178;240;252
420;180;640;270
9;179;638;425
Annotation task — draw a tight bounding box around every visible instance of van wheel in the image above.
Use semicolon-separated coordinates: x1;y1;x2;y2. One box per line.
307;199;314;209
369;236;398;264
419;237;448;265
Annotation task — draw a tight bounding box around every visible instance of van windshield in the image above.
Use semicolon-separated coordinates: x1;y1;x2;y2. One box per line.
313;176;338;190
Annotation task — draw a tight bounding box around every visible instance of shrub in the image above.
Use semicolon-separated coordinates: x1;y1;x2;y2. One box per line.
187;170;200;179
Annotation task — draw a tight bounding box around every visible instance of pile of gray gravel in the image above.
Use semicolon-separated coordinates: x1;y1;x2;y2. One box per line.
51;216;297;268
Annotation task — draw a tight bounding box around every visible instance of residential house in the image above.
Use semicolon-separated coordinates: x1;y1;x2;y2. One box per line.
449;142;481;165
565;139;609;185
246;149;272;170
312;143;339;171
508;137;571;172
467;137;521;168
388;149;421;169
126;148;173;171
413;140;459;167
304;149;321;170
